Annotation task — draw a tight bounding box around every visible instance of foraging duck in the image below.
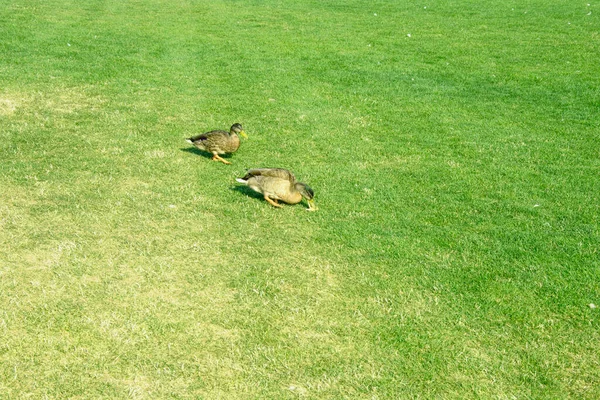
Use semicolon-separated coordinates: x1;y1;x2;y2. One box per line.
236;168;317;211
186;123;247;164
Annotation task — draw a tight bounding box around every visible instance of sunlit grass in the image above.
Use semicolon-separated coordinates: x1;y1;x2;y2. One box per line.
1;0;599;398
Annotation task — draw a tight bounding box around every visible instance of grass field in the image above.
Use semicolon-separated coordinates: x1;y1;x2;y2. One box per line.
1;0;599;398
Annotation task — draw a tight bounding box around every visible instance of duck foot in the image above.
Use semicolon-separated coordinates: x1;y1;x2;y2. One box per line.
211;154;231;165
265;196;283;208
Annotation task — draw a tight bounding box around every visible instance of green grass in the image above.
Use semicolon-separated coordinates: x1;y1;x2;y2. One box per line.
1;0;599;398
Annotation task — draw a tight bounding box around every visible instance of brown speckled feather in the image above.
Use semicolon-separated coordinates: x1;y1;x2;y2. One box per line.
187;130;240;154
241;168;297;183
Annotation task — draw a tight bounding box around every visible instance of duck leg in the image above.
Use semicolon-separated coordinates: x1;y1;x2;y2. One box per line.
264;196;283;208
211;154;231;165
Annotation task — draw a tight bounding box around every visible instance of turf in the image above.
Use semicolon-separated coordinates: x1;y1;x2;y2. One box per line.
1;0;599;398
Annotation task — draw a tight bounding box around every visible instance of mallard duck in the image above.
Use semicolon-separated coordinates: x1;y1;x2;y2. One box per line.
186;123;247;164
236;168;317;211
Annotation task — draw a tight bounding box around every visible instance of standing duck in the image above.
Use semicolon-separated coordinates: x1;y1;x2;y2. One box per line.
186;123;247;164
236;168;317;211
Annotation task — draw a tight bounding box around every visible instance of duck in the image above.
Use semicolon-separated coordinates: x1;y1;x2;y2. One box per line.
236;168;317;211
186;123;247;164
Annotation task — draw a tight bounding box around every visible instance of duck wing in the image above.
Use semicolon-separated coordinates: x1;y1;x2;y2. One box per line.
187;130;228;144
241;168;296;183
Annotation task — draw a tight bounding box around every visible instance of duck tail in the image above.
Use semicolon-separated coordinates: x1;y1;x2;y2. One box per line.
235;178;248;184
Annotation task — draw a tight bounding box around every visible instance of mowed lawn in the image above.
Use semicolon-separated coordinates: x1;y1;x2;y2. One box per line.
1;0;599;398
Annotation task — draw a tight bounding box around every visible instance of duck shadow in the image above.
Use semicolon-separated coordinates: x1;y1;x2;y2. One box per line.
180;147;233;161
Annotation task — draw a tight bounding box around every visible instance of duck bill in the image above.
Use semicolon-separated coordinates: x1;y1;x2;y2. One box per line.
239;130;248;139
307;199;317;211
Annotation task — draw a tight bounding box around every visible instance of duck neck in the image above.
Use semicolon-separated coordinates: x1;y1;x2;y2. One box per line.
230;133;240;149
